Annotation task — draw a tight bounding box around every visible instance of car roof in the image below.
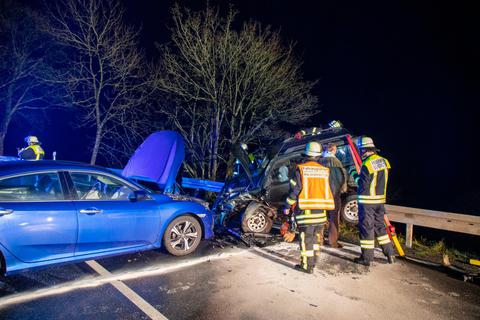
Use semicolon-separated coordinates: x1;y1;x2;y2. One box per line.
278;128;353;155
0;160;114;176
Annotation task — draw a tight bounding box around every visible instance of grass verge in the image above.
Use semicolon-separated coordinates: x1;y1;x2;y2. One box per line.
337;222;480;274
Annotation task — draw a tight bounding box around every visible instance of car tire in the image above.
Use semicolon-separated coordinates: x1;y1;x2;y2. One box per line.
163;216;202;256
241;203;273;234
341;194;359;225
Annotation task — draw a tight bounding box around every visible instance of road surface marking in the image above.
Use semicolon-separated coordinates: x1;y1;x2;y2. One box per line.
0;250;247;309
86;260;168;320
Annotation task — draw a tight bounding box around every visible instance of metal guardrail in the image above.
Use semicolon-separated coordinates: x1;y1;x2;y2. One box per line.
386;204;480;248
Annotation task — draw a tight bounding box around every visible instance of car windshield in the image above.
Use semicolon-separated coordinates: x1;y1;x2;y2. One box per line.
335;144;355;167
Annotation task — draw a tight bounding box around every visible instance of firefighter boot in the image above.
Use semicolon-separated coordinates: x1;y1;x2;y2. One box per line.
387;255;396;264
353;256;371;267
295;264;314;274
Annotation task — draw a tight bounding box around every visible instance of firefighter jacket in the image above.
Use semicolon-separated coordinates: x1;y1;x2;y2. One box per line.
18;145;45;160
285;160;335;211
353;154;391;204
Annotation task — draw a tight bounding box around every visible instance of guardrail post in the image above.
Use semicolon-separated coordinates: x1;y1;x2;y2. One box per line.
405;223;413;248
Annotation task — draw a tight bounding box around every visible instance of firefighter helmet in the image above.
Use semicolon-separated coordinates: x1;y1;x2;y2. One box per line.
357;136;376;150
25;136;40;144
304;141;322;157
328;120;343;128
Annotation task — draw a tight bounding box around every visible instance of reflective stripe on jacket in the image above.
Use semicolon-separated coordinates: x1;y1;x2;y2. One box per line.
22;145;45;160
286;161;335;210
356;154;390;204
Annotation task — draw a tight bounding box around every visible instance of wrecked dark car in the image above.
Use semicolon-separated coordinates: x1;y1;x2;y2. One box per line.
213;123;361;234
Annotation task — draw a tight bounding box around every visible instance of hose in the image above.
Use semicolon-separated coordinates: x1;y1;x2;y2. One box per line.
400;255;479;284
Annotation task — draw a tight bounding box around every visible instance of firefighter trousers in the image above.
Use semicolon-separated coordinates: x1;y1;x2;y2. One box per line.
295;209;327;270
358;203;394;262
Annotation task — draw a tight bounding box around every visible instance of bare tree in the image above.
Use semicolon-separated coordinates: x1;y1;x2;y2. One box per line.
155;6;318;180
0;1;58;156
44;0;151;165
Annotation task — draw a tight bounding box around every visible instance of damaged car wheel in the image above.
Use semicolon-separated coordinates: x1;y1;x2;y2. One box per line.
241;204;273;234
341;194;359;225
163;216;202;256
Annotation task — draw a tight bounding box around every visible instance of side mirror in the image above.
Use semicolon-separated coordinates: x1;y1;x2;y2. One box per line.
128;190;149;202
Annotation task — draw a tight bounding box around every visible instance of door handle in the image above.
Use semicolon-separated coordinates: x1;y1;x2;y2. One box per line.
0;208;13;215
79;208;103;215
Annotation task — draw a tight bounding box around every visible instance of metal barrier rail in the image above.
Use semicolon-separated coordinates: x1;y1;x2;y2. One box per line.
385;204;480;248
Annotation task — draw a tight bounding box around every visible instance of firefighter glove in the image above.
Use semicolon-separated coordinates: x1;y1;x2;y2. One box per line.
283;231;295;243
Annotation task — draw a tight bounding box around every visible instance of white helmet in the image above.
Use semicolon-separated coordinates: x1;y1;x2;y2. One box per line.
304;141;322;157
357;136;376;150
25;136;40;144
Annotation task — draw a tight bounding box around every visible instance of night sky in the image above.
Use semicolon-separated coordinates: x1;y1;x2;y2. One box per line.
5;0;478;214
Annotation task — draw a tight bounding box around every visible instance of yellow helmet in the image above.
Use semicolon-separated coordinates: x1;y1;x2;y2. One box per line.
304;141;322;157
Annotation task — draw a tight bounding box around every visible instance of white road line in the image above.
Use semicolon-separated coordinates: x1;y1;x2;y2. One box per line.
86;260;168;320
0;250;247;309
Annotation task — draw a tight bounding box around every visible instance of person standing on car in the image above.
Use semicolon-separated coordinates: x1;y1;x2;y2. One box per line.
350;137;395;266
318;143;347;248
18;136;45;160
284;141;335;274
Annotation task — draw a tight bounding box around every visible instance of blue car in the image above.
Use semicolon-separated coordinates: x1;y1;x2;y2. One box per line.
0;132;213;276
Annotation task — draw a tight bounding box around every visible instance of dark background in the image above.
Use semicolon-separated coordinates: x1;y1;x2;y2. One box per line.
5;0;479;214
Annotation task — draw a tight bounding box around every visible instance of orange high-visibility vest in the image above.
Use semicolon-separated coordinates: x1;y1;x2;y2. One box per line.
297;161;334;210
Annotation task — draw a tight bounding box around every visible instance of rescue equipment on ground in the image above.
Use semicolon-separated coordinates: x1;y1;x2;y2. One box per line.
469;259;480;267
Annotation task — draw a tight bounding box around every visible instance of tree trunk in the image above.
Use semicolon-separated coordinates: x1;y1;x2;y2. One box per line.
209;105;221;181
0;112;12;156
0;133;5;156
90;127;102;165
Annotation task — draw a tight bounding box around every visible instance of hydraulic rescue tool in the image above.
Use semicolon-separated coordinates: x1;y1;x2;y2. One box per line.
281;205;297;243
346;135;405;257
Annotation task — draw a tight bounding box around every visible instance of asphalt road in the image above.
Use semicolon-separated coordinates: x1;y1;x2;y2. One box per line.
0;239;479;320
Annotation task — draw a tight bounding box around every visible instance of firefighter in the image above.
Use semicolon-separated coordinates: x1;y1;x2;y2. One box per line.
350;137;395;266
18;136;45;160
318;143;347;248
284;141;335;274
241;143;257;169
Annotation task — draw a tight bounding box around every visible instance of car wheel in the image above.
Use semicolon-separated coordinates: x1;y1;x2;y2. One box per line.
163;216;202;256
341;195;359;225
241;205;273;234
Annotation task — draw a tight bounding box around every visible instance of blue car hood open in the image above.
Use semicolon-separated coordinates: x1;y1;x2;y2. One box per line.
122;131;185;192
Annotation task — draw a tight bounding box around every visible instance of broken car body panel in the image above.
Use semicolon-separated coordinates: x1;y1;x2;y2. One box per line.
214;124;362;234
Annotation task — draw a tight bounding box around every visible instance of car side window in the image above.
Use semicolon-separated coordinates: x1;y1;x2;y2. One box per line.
70;173;134;201
0;172;63;201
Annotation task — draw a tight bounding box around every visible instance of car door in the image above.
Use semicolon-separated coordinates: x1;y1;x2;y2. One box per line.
0;171;77;263
68;171;161;256
263;154;304;206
